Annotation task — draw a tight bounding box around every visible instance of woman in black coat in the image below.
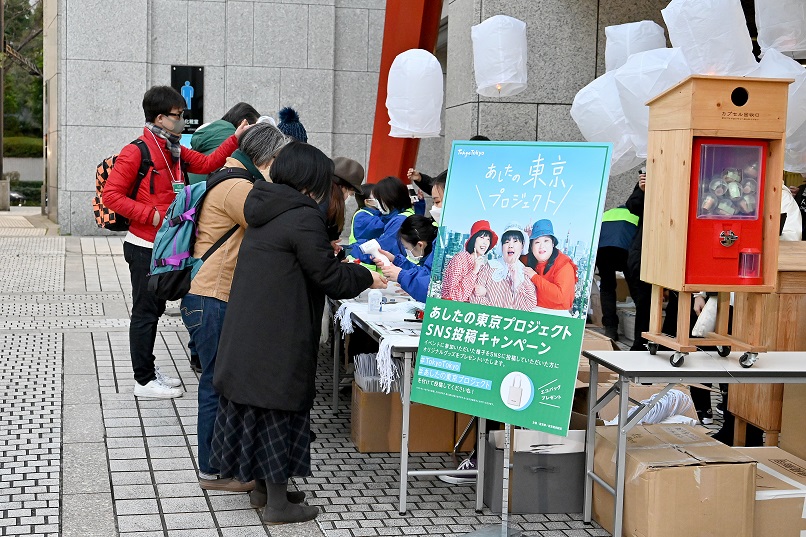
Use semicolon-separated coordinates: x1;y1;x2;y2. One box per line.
211;141;386;525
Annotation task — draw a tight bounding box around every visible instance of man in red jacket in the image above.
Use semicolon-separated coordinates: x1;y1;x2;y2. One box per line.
104;86;250;399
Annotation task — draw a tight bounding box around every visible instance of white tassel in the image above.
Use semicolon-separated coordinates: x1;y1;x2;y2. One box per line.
377;335;413;394
335;302;361;334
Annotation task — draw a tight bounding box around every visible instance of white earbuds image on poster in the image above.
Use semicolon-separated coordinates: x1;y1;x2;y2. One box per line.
500;371;534;411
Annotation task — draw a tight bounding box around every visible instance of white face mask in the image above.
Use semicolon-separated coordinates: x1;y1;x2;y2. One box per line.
378;203;390;216
429;206;442;223
405;248;423;262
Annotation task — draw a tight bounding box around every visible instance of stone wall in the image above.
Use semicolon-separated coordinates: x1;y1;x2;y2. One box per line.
50;0;388;236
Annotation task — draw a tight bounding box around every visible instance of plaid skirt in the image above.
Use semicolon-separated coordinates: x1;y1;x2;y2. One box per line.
209;396;311;483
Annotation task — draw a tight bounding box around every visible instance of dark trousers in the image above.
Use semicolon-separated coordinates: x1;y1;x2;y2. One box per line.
596;246;638;329
123;242;166;386
630;280;653;351
181;293;227;474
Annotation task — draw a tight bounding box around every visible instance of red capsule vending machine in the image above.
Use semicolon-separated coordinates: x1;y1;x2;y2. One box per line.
687;138;767;287
640;76;790;367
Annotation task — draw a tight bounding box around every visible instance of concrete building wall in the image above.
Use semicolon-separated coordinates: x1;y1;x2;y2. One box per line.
3;158;45;183
444;0;669;209
47;0;388;236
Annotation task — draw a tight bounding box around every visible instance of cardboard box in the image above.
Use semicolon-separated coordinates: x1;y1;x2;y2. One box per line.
593;424;756;537
484;417;586;514
779;384;806;462
350;382;455;453
734;447;806;537
578;329;620;384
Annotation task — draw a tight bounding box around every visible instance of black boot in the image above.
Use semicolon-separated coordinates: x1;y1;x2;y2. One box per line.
261;482;318;525
250;480;306;508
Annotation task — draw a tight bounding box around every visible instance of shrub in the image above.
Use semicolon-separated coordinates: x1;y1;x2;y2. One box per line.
4;136;43;158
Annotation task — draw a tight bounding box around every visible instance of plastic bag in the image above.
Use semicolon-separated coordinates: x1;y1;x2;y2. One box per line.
570;71;644;176
691;296;717;337
785;122;806;173
471;15;528;97
749;49;806;172
750;49;806;136
755;0;806;55
386;49;443;138
605;21;667;72
662;0;758;76
604;389;694;426
613;48;692;158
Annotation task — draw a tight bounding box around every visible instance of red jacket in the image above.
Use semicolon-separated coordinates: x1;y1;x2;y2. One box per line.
103;128;239;242
528;250;578;310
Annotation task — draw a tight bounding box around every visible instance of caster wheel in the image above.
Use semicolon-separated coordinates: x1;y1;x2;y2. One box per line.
717;346;731;357
647;343;659;356
740;352;758;368
670;352;685;367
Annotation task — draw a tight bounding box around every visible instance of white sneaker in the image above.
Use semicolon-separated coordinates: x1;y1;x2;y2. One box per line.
437;457;477;485
134;379;182;399
155;365;182;387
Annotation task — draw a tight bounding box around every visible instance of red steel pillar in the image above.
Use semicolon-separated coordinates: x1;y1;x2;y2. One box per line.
366;0;443;183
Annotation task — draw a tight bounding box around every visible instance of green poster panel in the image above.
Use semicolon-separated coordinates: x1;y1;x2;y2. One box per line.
411;141;612;435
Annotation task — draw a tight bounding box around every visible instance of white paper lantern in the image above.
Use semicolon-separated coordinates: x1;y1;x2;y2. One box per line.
750;48;806;137
471;15;528;97
755;0;806;55
570;71;644;176
662;0;758;76
386;49;443;138
605;21;667;72
614;48;692;158
784;121;806;174
749;49;806;172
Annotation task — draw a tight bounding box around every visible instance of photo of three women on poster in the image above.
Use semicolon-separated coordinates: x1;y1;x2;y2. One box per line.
430;142;611;319
439;218;578;314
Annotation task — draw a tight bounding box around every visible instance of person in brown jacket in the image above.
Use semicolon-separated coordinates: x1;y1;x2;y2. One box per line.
179;122;288;492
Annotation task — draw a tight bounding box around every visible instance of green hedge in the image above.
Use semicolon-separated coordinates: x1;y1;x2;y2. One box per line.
4;136;43;158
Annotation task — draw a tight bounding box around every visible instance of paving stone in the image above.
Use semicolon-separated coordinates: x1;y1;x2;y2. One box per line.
114;497;160;515
61;493;116;537
116;513;164;533
163;511;216;530
159;495;210;513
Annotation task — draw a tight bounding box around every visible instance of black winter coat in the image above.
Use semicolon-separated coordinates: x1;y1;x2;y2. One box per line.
213;180;374;412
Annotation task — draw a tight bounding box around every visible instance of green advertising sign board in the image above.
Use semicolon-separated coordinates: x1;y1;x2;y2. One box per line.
410;141;612;435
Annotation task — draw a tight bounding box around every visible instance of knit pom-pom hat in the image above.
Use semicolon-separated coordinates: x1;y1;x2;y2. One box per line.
277;107;308;143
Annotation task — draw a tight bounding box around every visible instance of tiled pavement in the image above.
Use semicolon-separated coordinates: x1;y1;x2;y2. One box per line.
0;208;722;536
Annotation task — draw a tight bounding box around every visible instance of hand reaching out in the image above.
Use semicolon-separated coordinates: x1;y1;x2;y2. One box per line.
370;271;388;289
234;119;254;140
381;263;402;282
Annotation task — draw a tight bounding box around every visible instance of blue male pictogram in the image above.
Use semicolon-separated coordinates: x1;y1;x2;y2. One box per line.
181;81;194;110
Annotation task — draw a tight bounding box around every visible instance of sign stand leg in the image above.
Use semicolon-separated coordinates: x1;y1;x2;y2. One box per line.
462;423;523;537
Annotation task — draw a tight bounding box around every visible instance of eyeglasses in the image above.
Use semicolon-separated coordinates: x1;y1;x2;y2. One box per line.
165;111;186;119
